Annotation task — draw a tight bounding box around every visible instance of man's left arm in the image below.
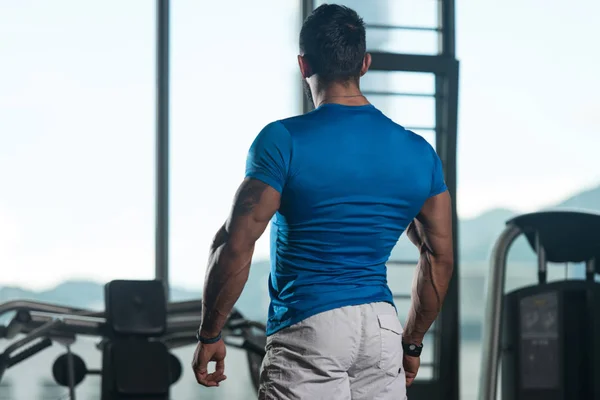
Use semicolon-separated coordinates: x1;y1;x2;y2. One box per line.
199;178;280;338
199;121;291;338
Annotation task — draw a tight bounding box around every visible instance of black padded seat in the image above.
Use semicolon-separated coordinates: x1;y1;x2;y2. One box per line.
507;211;600;270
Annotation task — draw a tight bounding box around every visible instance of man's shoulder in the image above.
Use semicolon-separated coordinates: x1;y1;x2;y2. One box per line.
276;112;316;135
390;121;433;149
257;120;292;137
252;115;313;147
366;110;427;142
374;117;436;163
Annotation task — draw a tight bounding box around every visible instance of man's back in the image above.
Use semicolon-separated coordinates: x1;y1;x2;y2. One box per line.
192;5;452;397
246;103;447;335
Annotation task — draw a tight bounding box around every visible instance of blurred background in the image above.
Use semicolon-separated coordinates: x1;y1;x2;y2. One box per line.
0;0;598;399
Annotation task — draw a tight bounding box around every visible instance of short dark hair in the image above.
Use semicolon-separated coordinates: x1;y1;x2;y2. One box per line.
299;4;366;85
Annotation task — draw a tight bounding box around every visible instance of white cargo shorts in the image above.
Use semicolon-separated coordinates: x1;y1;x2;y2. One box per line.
258;302;407;400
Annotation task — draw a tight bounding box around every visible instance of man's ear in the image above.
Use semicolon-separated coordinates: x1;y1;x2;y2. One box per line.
297;55;312;79
360;53;372;77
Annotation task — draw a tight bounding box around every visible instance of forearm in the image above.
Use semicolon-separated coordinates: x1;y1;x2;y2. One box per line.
196;178;277;338
403;250;454;344
200;233;254;337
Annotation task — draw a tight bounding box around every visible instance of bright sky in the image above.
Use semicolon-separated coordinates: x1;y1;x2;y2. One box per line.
1;0;599;290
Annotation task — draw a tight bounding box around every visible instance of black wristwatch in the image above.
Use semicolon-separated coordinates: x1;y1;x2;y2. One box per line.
402;342;423;357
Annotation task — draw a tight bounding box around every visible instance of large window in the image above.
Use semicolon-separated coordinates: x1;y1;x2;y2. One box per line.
0;1;155;290
170;0;300;296
0;1;155;398
315;0;439;54
456;1;600;398
169;0;301;397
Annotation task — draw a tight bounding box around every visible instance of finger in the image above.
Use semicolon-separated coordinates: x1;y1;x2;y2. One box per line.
201;379;219;387
206;373;228;386
195;361;226;387
215;358;225;375
194;369;210;386
205;369;224;382
404;370;416;388
197;352;210;374
196;371;221;388
192;359;210;386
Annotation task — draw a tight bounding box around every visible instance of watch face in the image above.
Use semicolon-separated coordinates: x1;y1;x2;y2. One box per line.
403;342;423;356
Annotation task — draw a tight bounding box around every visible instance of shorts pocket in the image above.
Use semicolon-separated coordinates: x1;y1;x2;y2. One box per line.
377;314;404;377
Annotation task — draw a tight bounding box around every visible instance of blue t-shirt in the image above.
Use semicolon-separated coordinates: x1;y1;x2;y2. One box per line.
245;103;447;335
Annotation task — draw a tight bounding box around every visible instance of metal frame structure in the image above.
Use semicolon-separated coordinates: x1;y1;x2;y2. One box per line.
156;0;170;299
0;296;268;398
478;224;522;400
301;1;460;399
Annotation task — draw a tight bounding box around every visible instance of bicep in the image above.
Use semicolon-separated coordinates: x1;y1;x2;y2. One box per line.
225;178;280;251
414;191;453;261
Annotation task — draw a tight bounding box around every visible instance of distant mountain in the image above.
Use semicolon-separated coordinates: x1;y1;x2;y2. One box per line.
0;263;272;321
0;280;199;310
459;184;600;263
459;208;517;262
558;185;600;209
389;184;600;265
1;184;598;341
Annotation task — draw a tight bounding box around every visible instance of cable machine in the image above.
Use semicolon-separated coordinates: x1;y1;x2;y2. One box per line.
479;211;600;400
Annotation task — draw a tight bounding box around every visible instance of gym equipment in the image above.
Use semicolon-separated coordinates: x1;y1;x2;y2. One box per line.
478;211;600;400
0;279;267;399
101;280;171;400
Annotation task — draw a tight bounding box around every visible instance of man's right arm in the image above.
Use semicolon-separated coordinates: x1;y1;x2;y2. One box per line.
403;190;454;345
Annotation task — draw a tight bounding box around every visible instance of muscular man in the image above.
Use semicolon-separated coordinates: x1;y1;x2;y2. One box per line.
191;4;454;399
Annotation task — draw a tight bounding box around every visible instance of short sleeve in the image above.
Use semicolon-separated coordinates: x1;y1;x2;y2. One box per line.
428;146;448;198
245;121;292;193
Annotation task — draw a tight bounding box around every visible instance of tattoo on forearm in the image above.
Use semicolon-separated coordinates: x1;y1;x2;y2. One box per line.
232;180;267;216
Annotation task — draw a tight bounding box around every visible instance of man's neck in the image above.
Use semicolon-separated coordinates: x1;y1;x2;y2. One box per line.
313;81;369;108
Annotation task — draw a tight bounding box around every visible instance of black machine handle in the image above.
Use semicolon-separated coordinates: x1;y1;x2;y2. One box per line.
535;232;547;284
586;257;596;281
3;319;62;356
0;337;53;384
6;337;52;368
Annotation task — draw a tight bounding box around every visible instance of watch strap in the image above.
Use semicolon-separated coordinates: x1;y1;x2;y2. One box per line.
402;342;423;357
196;330;222;344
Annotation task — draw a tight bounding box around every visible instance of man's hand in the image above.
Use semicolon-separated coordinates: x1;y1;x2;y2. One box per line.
403;354;420;387
191;340;227;387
